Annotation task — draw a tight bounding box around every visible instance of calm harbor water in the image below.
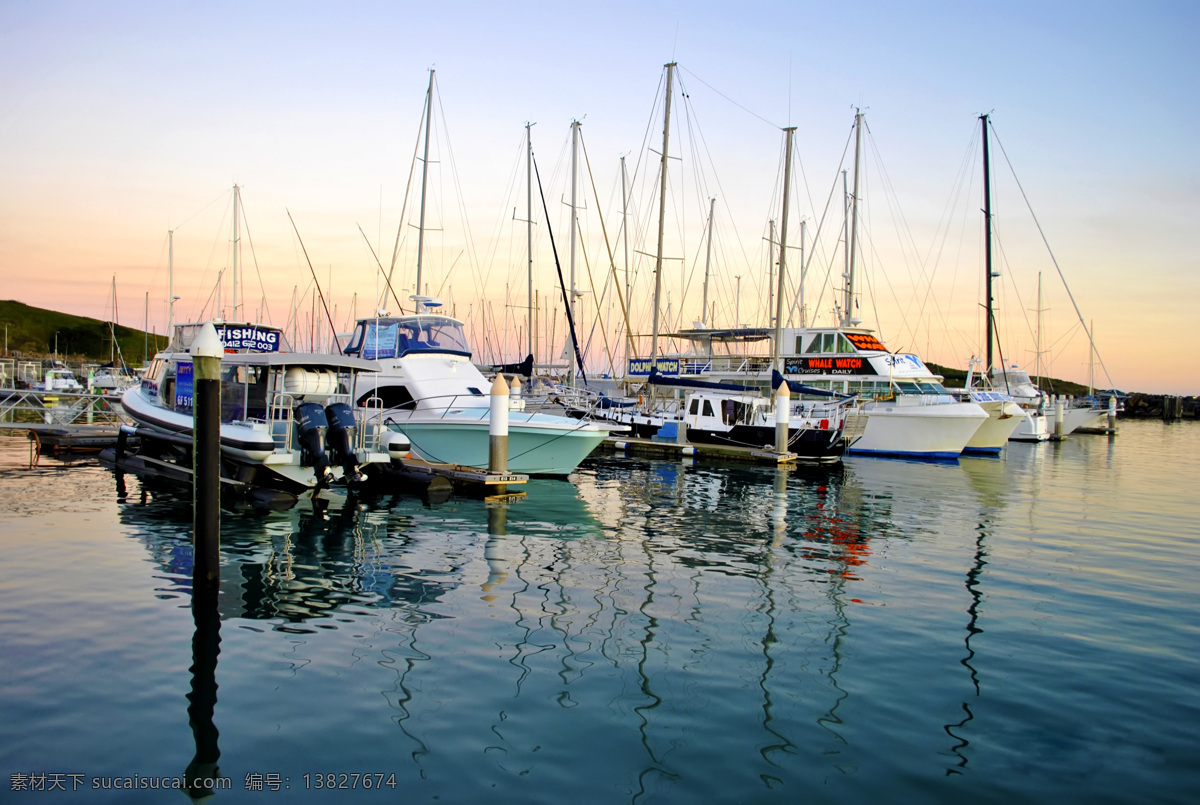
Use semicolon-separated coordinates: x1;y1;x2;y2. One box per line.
1;420;1198;803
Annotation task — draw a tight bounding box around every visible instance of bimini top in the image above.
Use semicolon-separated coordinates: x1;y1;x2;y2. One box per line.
342;315;472;360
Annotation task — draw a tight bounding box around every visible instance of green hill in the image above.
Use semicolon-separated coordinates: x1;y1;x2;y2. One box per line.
0;299;168;367
927;362;1090;397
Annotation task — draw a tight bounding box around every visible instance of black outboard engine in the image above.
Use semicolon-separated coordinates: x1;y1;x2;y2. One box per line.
294;402;332;487
325;402;365;485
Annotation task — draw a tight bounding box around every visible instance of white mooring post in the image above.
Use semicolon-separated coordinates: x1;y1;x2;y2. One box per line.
775;382;791;455
1054;395;1065;439
489;373;510;474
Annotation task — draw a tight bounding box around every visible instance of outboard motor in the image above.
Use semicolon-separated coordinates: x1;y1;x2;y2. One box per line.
325;402;365;484
294;402;332;487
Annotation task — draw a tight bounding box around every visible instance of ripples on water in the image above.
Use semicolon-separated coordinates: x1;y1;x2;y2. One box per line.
0;421;1197;803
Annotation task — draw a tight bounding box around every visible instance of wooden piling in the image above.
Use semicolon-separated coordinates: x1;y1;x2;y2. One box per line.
192;322;223;593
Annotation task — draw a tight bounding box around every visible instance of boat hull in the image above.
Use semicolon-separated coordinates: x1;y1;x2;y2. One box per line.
1009;409;1051;442
389;410;608;475
962;399;1026;454
847;400;987;459
122;385;276;461
687;423;845;462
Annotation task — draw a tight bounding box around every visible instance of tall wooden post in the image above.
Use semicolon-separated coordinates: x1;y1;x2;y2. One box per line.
192;322;223;593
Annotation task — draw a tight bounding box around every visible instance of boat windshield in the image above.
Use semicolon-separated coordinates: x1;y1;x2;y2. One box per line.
348;316;472;359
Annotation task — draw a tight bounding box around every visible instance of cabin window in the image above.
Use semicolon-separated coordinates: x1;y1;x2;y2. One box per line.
357;385;415;410
805;332;851;354
467;387;483;396
702;400;715;417
895;381;922;395
689;398;700;415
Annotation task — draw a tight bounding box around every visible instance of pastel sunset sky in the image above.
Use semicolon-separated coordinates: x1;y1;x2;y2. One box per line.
2;1;1195;393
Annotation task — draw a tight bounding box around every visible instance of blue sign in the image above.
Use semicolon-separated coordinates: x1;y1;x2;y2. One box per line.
627;358;680;377
175;362;194;410
362;323;398;360
219;325;281;352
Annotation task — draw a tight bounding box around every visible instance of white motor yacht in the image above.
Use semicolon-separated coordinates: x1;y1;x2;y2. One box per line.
340;314;610;475
649;326;987;460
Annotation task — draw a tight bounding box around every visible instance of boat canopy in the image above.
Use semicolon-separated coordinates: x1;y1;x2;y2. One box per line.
344;315;472;360
770;370;854;398
648;368;757;392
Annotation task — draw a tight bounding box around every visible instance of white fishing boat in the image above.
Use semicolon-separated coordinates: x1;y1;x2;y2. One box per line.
121;321;390;492
341;313;609;475
29;365;85;393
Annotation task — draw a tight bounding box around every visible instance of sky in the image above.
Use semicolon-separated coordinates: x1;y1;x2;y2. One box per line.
1;0;1196;393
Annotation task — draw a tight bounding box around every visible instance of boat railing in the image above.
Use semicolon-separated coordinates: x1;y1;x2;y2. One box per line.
265;392;298;451
355;396;386;453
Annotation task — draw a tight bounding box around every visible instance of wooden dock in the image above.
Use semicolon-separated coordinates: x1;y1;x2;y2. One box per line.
388;456;529;498
0;422;134;453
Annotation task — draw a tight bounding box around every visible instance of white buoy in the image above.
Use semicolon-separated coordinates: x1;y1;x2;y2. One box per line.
775;382;790;454
489;373;510;474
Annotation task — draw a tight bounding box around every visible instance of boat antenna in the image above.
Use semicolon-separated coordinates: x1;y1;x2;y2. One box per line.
532;154;587;385
286;209;341;353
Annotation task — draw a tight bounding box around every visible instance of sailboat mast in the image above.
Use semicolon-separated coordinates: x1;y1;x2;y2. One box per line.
1089;319;1099;398
702;196;715;326
568;119;580;388
767;219;776;326
621;155;632;369
773;127;796;372
526;121;534;363
650;62;675;370
1035;272;1043;389
982;113;995;373
415;69;435;313
843;110;863;327
799;219;807;327
167;229;175;337
233;184;241;321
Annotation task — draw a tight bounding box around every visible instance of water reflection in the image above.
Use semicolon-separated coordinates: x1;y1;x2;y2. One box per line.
108;452;1016;795
184;585;221;800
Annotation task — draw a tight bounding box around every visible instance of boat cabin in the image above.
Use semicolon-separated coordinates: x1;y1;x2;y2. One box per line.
342;315;472;360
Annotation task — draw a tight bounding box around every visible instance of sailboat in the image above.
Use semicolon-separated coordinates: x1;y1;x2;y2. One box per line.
950;114;1037;453
675;110;986;459
564;64;850;462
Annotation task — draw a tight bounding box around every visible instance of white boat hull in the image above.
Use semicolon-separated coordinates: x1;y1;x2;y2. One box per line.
847;399;987;459
387;409;609;475
1009;410;1051;442
963;400;1026;454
